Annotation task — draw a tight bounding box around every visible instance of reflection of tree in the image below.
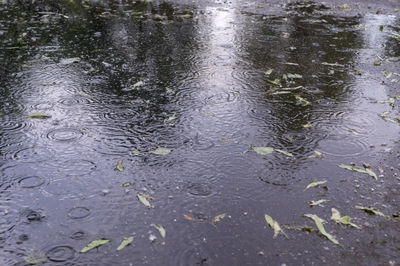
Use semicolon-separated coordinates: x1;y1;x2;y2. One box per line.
236;13;363;154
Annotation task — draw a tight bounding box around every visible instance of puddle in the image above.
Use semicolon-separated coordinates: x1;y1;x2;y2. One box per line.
0;0;400;265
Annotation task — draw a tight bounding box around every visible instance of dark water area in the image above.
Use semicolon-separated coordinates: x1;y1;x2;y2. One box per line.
0;0;400;265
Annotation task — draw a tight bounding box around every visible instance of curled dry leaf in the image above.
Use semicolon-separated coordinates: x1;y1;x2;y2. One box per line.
211;213;227;226
183;214;194;221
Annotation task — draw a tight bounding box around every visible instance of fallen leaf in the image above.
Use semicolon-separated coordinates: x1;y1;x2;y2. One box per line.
131;80;144;89
153;224;166;238
137;192;154;208
80;239;110;253
283;225;316;232
27;112;51;119
321;62;344;67
309;150;323;158
251;145;274;155
265;69;273;75
304;214;339;245
331;208;361;229
211;213;227;226
374;61;381;66
24;251;46;265
287;73;303;79
268;79;281;86
294;95;310;106
182;14;193;19
306;180;327;190
117;237;134;251
284;62;299;66
166;87;174;94
150;147;171;155
309;199;329;207
355;206;389;218
303;123;312;128
275;149;293;157
167;113;176;121
121;182;133;187
338;164;377;180
183;214;194;221
117;160;124;172
219;138;235;142
264;214;288;239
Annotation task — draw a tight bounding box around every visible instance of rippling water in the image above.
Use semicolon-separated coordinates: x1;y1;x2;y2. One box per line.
0;0;400;265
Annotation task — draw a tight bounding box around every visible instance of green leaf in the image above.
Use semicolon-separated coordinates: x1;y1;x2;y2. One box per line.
268;79;281;86
131;80;144;89
275;149;293;157
80;239;110;253
27;112;51;119
355;206;389;218
265;68;273;75
265;214;288;239
331;208;361;229
309;199;329;207
321;62;344;67
117;236;134;251
137;192;153;208
294;95;310;106
309;150;323;158
121;182;133;187
251;145;274;155
287;73;303;79
117;160;124;172
132;149;140;156
153;224;166;238
283;225;316;232
24;251;46;265
338;164;377;180
182;14;193;19
304;214;339;245
150;147;171;155
167;113;176;121
306;180;327;190
376;97;394;104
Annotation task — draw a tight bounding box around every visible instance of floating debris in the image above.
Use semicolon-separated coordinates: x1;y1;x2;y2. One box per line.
150;147;172;155
27;112;51;119
338;164;377;180
81;239;110;253
137;192;154;208
331;208;361;229
306;180;327;190
355;206;389;218
116;160;124;172
251;145;274;155
153;224;166;238
211;213;227;226
304;214;339;245
265;214;288;239
309;199;329;207
117;237;134;251
309;150;323;158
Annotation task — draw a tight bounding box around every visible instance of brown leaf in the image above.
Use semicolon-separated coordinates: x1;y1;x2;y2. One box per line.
183;214;194;221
